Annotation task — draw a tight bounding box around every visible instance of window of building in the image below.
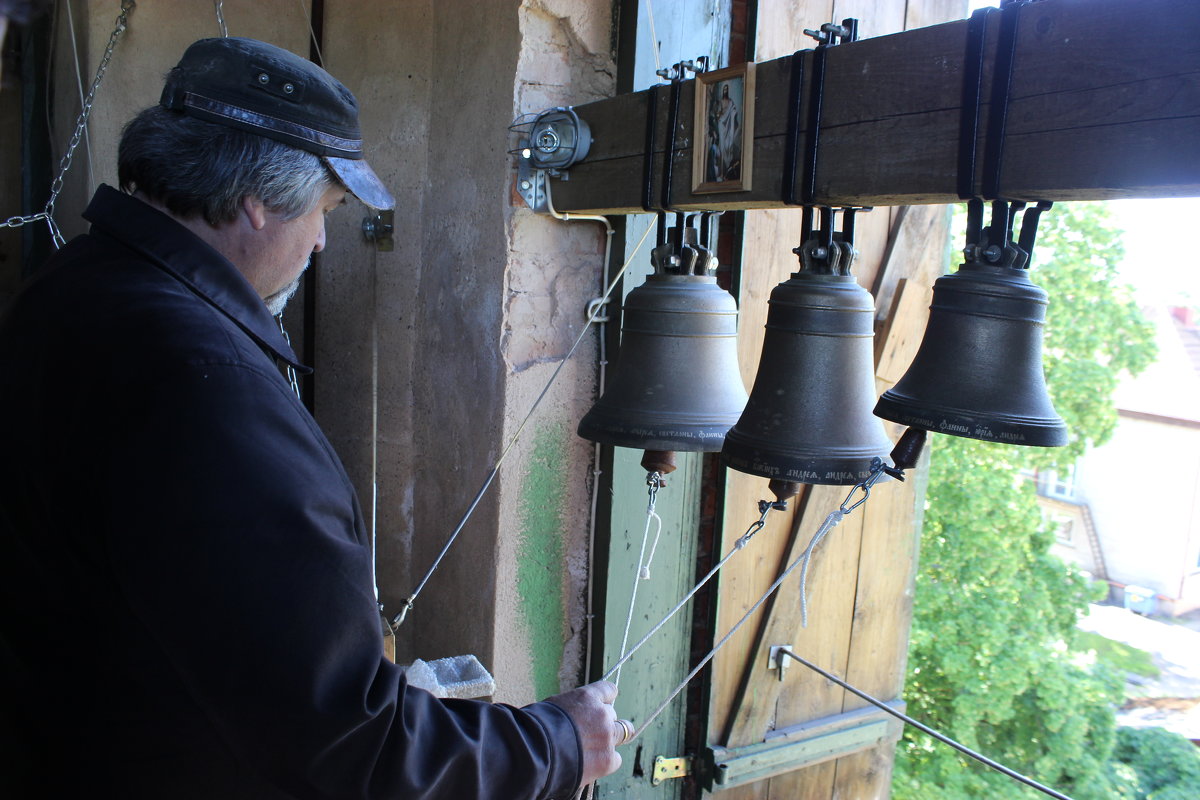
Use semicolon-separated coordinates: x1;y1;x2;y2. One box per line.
1054;516;1075;544
1035;464;1078;501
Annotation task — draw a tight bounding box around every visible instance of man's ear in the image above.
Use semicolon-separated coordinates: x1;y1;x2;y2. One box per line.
241;196;268;231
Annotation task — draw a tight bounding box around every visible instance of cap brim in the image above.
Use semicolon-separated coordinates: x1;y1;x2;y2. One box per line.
323;156;395;211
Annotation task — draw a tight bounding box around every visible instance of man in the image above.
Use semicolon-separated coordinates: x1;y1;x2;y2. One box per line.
0;37;623;798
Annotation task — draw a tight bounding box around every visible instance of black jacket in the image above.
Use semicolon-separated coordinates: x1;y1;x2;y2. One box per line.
0;186;581;799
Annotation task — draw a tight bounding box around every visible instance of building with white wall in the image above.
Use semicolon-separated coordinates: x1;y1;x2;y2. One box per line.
1047;307;1200;616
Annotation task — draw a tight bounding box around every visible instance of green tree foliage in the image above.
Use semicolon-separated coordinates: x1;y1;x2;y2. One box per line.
892;202;1157;799
1111;726;1200;799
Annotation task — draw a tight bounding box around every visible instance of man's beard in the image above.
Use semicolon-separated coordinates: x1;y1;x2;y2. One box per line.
264;259;309;316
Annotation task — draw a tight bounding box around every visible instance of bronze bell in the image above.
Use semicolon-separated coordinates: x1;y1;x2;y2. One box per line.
874;202;1067;447
722;232;893;485
577;227;748;452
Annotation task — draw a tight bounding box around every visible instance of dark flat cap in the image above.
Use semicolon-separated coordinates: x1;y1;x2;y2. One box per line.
161;37;394;210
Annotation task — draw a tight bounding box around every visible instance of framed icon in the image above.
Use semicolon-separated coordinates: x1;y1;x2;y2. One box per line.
693;62;755;193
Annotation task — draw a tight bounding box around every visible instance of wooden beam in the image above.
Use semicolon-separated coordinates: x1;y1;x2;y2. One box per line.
548;0;1200;214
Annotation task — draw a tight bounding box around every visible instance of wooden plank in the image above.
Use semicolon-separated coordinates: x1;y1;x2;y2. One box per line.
706;5;960;800
874;278;933;387
706;8;833;800
548;0;1200;213
597;447;702;800
718;483;859;747
870;204;951;330
829;451;928;798
761;500;868;799
709;188;810;753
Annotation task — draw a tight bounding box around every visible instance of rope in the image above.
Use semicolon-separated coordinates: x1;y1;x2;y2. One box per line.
612;474;664;687
393;218;655;628
64;0;96;194
627;504;849;741
613;464;890;741
797;509;844;627
644;0;663;75
798;462;890;627
213;0;228;37
778;649;1076;800
601;500;778;684
295;0;325;66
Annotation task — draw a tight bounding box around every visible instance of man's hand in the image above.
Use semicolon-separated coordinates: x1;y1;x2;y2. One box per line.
545;680;625;788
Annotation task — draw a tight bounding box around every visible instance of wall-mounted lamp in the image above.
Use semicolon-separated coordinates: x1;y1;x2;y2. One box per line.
512;106;592;212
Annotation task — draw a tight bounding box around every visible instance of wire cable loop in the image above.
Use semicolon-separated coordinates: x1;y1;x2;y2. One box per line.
613;473;665;686
630;481;888;738
601;500;782;687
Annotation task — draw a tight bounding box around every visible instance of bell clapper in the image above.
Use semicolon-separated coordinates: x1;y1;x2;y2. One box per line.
768;478;801;509
640;449;677;489
882;427;928;481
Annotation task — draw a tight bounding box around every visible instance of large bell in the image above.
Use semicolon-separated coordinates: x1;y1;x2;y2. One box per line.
577;228;748;452
873;203;1067;447
722;235;893;485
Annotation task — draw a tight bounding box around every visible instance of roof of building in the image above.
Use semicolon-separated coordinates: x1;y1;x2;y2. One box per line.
1113;306;1200;424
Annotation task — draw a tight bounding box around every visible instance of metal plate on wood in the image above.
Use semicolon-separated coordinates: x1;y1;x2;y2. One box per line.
704;703;905;790
652;756;693;786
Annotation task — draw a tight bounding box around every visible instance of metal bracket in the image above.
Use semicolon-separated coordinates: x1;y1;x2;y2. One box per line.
651;755;693;786
516;156;549;214
767;644;794;681
703;703;905;790
362;209;394;252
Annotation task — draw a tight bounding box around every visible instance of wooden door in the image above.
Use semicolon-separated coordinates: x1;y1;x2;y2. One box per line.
703;4;965;798
595;2;964;798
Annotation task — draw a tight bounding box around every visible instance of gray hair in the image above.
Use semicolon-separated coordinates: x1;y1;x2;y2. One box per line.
118;106;335;225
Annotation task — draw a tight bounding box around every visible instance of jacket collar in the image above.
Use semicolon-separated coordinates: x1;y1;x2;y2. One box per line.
83;185;310;372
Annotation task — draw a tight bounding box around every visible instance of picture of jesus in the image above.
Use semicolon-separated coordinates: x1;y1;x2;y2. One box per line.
693;63;754;193
708;81;742;182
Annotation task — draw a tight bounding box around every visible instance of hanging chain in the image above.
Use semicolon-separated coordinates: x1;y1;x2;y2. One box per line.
2;1;135;247
275;316;303;400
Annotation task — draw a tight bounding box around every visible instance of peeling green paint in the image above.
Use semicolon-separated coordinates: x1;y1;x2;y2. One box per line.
517;424;568;697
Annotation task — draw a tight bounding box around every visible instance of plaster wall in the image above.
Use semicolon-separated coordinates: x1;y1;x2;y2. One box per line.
494;0;616;702
1074;308;1200;614
1078;416;1200;611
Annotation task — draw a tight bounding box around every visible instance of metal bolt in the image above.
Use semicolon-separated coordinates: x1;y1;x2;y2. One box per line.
519;180;531;191
283;83;295;94
257;73;269;84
